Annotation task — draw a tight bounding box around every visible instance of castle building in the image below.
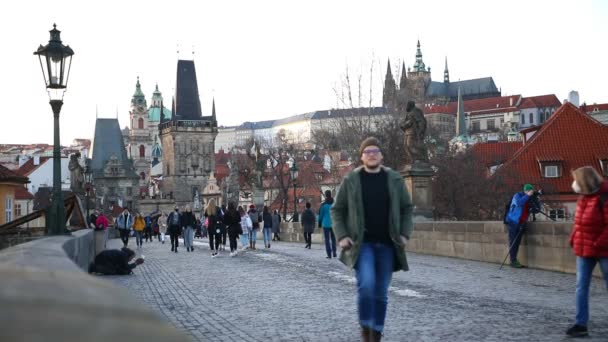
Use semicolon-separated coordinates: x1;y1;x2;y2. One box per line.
383;40;502;108
159;60;218;206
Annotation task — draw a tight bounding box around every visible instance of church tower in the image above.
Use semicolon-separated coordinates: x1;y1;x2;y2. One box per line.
382;59;397;108
126;77;155;191
160;60;218;207
408;40;432;105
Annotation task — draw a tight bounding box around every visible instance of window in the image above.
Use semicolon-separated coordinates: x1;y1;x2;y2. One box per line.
5;197;12;223
126;187;132;196
139;145;145;158
138;118;144;129
500;118;504;125
15;203;22;217
140;172;146;180
487;119;496;130
472;121;480;132
544;165;559;178
529;113;534;124
521;114;525;125
549;209;565;221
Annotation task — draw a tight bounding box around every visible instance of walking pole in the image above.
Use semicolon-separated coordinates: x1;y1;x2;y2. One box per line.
499;226;525;270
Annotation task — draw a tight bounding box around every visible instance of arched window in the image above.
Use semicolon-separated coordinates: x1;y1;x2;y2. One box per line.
139;145;145;157
529;113;534;124
140;172;145;180
138;118;144;129
521;114;525;125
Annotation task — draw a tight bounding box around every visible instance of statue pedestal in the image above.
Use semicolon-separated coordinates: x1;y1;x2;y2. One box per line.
401;162;434;221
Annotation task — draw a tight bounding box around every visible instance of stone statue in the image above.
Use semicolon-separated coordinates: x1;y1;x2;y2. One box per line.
68;152;84;192
401;101;429;165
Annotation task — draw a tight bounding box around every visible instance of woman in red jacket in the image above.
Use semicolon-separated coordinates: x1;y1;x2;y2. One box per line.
566;166;608;338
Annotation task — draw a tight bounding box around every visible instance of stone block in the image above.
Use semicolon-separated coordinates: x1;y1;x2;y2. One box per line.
484;222;507;234
463;242;483;260
421;239;437;254
466;222;485;233
446;232;466;242
435;240;455;256
553;223;572;236
414;222;434;231
464;232;483;243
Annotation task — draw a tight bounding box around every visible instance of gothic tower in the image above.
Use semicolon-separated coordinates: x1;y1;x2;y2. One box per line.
382;59;397;108
444;57;450;84
160;60;218;207
126;77;155;191
407;40;432;105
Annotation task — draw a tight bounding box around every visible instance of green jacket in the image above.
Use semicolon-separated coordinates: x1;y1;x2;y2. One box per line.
331;166;413;272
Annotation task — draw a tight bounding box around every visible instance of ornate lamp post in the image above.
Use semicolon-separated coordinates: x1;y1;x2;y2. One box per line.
289;159;299;222
34;24;74;235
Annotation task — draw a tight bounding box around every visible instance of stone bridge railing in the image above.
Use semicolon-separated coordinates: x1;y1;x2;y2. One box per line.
0;229;190;342
279;221;595;276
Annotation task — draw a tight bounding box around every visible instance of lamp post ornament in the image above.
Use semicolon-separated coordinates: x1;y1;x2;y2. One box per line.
34;24;74;235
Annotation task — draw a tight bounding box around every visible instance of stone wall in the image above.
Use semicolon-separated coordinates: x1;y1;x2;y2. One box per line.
279;221;594;276
0;230;190;341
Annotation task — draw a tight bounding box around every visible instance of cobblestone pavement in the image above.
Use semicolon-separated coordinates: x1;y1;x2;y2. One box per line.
107;237;608;341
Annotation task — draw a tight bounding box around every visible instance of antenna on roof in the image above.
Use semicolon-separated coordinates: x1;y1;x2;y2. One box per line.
176;43;180;59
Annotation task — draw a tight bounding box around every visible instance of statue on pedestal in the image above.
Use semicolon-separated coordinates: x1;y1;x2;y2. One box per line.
68;152;84;193
401;101;429;166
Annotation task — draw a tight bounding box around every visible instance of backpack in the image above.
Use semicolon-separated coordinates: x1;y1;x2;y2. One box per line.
171;212;179;225
249;211;260;228
502;198;512;224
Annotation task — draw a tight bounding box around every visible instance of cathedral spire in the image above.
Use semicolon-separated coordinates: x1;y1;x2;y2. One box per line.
212;97;216;121
456;87;466;137
131;76;147;107
412;40;427;72
444;57;450;83
399;61;407;89
382;59;397;108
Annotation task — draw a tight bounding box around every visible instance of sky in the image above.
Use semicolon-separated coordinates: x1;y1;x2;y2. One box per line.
1;0;607;144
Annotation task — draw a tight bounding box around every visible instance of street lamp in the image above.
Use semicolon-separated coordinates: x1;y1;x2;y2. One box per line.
290;159;299;222
34;24;74;235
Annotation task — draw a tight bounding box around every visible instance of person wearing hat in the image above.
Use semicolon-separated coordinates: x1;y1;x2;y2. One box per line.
331;137;413;341
505;183;536;268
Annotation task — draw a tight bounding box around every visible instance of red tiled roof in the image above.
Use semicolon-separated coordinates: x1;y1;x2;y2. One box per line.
14;187;34;200
581;103;608;113
16;157;50;176
0;164;29;184
493;102;608;196
518;94;561;109
215;164;230;185
471;141;523;167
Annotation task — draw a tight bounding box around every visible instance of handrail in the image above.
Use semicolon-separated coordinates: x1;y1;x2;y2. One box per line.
0;194;85;233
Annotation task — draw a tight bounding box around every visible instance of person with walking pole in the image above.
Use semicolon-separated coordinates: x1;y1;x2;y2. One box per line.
565;166;608;338
504;183;536;268
331;137;413;342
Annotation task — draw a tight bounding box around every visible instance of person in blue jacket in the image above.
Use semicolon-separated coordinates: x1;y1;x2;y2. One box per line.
505;183;536;268
318;189;337;259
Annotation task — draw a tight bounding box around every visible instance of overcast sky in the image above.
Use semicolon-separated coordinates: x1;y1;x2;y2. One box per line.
1;0;606;144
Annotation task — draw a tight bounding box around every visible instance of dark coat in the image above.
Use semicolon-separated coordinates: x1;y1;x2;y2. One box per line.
223;209;242;235
272;214;281;233
181;211;196;228
92;249;136;275
167;211;182;234
262;212;273;228
301;208;316;233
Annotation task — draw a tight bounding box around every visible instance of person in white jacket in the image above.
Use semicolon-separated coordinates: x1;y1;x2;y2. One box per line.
238;206;252;250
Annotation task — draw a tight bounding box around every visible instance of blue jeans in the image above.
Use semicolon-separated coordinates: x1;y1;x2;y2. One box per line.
323;228;337;257
250;229;258;242
240;233;249;248
183;226;194;248
263;227;272;246
507;222;525;263
575;256;608;326
134;231;143;246
355;242;395;333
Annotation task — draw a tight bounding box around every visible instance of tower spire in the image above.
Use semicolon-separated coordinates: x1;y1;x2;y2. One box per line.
212;98;216;120
412;40;427;72
382;59;397;108
444;57;450;83
456;87;466;136
399;61;407;89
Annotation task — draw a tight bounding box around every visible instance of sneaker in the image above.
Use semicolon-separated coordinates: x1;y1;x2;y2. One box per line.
510;260;525;268
566;324;588;338
333;252;337;258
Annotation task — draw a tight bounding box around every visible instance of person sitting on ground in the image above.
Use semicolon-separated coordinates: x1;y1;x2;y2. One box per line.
88;247;144;275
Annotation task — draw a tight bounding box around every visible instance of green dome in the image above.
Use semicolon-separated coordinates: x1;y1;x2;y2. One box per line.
148;106;171;122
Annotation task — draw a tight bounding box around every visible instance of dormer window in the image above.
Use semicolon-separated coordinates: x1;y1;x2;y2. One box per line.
537;156;563;178
600;159;608;177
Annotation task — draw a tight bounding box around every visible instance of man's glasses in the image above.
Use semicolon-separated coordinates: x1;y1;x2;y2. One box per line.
362;148;381;155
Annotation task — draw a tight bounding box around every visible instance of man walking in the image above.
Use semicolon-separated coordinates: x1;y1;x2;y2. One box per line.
116;209;133;248
301;202;316;249
318;190;337;258
167;206;182;253
504;184;536;268
331;137;413;342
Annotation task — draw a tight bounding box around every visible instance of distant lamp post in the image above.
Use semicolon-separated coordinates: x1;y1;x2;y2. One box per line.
290;159;299;222
84;159;93;224
34;24;74;235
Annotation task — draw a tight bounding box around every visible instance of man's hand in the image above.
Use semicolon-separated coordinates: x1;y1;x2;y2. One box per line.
338;237;353;250
400;236;408;249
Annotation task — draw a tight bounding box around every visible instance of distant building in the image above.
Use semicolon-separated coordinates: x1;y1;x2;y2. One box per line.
581;103;608;125
0;164;29;224
91;118;139;213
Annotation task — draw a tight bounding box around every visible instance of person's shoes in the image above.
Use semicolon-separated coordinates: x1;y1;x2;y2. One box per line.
333;252;337;258
175;248;178;253
510;260;525;268
566;324;588;338
371;329;383;342
361;326;372;342
268;244;270;249
88;262;96;274
326;256;331;259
